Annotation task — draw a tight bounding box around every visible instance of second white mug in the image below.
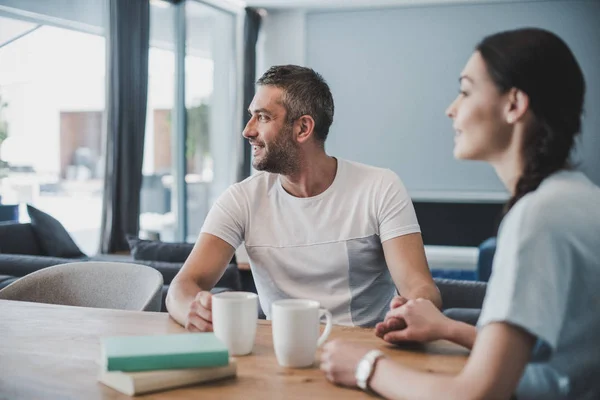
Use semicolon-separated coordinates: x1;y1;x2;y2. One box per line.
271;299;333;368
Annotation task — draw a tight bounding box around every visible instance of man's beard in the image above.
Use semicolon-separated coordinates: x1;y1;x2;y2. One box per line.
252;124;299;175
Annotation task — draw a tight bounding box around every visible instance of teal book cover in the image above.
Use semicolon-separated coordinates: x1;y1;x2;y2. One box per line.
101;333;229;372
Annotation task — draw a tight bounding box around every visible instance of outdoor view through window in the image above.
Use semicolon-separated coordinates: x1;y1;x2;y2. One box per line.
0;17;106;255
0;1;238;252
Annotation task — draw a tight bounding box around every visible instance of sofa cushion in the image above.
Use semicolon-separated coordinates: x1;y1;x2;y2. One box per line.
127;236;236;264
0;254;88;277
0;222;43;256
27;205;86;258
127;236;195;263
0;275;19;290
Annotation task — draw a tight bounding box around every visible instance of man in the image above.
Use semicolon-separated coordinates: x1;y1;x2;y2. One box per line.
167;65;441;331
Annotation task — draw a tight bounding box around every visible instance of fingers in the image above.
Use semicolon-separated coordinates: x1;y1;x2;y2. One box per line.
186;291;213;332
196;291;212;310
375;322;386;338
186;312;213;332
320;342;333;377
375;317;406;338
193;303;212;322
192;291;213;321
383;329;413;343
385;305;408;321
319;340;355;387
390;296;408;309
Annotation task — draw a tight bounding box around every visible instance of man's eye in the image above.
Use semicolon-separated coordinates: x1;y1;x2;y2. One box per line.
258;114;268;121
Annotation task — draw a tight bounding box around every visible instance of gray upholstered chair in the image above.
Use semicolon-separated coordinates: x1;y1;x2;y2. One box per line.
434;278;487;326
0;262;163;312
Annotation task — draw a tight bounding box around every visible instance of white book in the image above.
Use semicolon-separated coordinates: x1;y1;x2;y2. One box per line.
98;358;237;395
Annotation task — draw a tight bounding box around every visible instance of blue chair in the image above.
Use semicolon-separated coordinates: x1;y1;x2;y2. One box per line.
0;204;19;223
476;237;497;282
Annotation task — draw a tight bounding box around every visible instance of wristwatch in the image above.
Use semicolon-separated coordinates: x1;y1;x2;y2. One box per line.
355;350;386;391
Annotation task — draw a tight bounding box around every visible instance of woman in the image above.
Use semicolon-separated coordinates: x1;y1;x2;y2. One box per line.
320;28;600;400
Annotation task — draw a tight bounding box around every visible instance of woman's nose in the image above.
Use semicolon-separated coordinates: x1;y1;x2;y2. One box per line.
445;97;458;119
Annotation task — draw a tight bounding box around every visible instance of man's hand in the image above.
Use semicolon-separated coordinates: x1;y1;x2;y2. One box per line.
380;298;452;344
320;339;373;388
375;295;408;339
185;291;213;332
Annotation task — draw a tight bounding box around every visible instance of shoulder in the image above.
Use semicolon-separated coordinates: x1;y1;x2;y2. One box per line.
504;170;600;237
214;172;277;207
228;171;278;194
339;159;404;186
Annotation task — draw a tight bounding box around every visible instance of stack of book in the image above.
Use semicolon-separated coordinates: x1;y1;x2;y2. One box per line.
98;333;237;396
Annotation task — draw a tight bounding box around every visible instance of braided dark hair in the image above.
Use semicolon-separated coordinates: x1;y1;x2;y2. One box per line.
476;28;586;212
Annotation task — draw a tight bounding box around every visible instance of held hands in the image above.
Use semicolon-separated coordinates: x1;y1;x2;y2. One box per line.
376;298;452;344
374;295;408;339
320;340;372;388
185;291;213;332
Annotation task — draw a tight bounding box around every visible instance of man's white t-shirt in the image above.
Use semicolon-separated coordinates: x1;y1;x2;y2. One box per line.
201;158;420;326
478;170;600;399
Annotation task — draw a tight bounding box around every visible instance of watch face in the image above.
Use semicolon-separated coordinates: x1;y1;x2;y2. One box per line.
356;359;371;380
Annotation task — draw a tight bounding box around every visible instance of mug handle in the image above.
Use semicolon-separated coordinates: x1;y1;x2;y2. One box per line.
317;308;333;347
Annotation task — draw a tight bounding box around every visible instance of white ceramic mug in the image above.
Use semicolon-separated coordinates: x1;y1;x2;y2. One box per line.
212;292;258;356
271;299;333;368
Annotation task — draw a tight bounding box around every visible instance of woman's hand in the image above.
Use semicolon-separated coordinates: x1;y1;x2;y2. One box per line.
320;340;373;388
379;298;453;344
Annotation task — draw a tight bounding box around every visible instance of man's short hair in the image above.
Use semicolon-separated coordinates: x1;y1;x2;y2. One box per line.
257;65;335;143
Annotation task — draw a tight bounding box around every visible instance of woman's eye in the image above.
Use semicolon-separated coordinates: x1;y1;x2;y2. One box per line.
459;90;468;97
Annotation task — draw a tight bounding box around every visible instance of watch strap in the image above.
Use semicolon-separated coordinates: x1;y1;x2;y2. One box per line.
356;350;385;391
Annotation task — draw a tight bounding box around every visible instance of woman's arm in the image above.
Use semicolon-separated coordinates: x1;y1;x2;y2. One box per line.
445;319;478;349
322;322;536;400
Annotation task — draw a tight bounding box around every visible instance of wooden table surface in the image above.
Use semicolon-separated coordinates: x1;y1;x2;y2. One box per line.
0;300;469;399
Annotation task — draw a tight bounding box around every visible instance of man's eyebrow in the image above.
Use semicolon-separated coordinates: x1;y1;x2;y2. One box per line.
248;108;272;115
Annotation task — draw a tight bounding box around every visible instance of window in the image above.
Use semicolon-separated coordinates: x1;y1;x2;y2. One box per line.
185;1;237;241
140;0;240;243
0;7;107;255
140;1;176;241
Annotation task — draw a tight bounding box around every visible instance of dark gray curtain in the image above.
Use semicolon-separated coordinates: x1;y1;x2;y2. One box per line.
238;7;262;181
100;0;150;253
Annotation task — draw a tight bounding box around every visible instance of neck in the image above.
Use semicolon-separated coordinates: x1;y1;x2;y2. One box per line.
280;147;337;198
489;129;524;196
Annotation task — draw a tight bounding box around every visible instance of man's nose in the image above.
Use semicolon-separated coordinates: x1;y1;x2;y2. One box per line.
242;116;257;139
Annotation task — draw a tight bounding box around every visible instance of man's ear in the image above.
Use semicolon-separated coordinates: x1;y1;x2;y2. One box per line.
504;88;530;124
295;115;316;143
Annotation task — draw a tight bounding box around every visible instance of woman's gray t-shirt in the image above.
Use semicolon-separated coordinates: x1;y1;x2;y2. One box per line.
478;170;600;400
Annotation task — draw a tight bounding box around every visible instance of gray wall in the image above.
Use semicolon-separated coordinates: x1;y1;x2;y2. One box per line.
307;0;600;198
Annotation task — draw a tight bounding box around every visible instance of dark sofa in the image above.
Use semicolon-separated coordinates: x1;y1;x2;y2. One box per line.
0;214;488;320
0;220;242;311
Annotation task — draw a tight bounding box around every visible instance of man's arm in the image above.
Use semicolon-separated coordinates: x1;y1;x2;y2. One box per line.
382;233;442;309
166;233;235;329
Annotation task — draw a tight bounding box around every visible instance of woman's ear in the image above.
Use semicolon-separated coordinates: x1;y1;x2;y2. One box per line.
505;88;530;124
295;115;316;143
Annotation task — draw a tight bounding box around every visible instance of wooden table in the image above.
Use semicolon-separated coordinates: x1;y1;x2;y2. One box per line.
0;300;469;399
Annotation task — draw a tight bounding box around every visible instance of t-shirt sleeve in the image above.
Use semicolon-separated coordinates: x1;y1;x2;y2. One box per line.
478;199;571;359
377;169;421;242
200;184;246;249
